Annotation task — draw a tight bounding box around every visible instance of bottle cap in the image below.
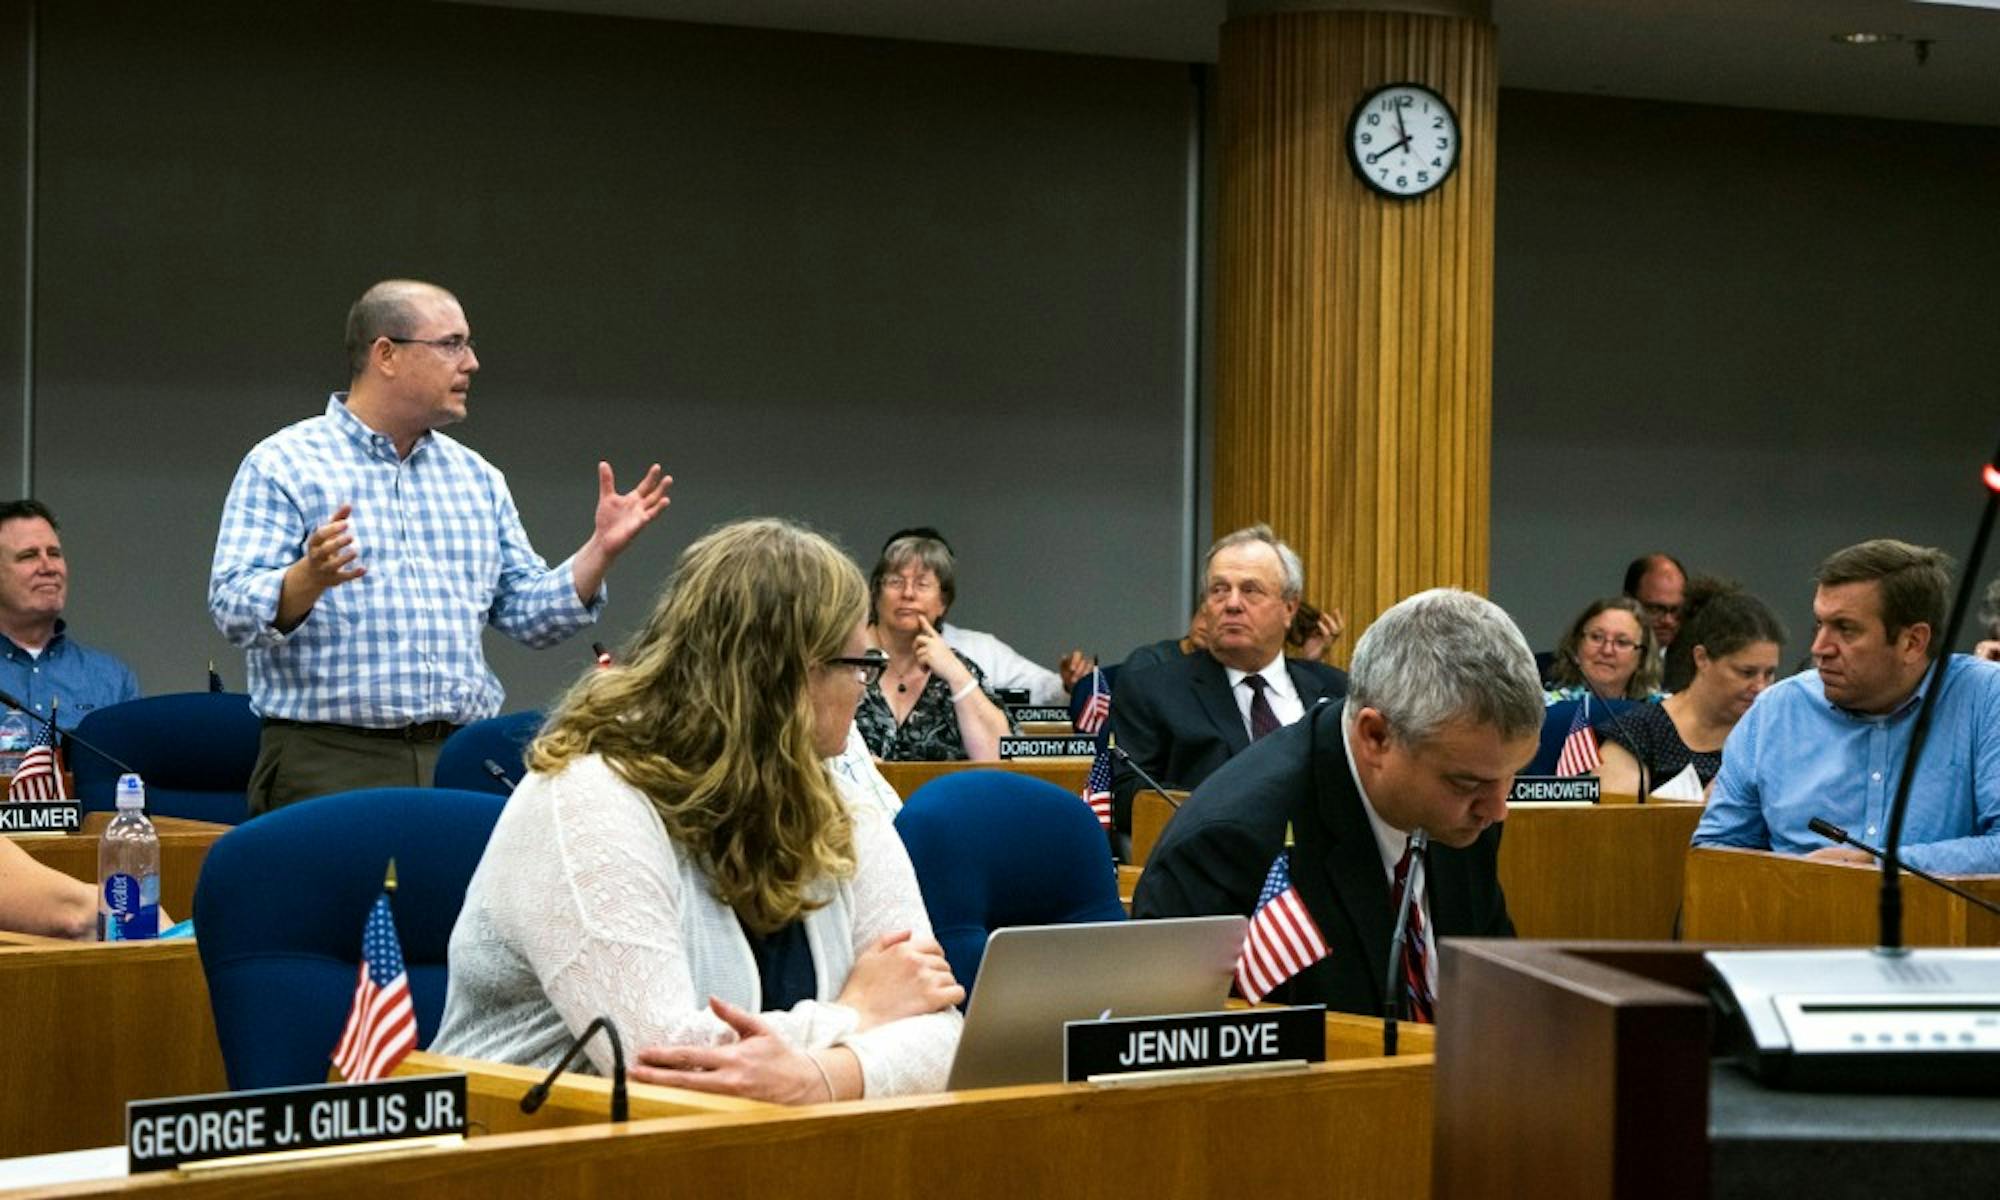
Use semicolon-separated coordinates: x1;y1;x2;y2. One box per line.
115;773;145;810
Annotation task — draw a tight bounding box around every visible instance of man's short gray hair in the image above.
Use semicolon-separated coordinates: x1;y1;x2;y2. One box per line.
1206;523;1305;602
1344;588;1546;746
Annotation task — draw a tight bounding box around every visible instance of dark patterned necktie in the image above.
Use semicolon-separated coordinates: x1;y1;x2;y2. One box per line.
1245;674;1281;741
1392;839;1436;1024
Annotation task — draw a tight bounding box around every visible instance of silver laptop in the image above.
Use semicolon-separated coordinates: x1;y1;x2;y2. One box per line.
945;915;1248;1090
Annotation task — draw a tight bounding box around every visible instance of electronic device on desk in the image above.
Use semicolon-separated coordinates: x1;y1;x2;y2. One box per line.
1707;437;2000;1092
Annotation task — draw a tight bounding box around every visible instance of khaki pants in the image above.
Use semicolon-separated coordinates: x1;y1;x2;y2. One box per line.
247;721;455;816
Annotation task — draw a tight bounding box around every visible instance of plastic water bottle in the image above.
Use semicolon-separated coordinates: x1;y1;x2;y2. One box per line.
99;774;160;942
0;710;29;776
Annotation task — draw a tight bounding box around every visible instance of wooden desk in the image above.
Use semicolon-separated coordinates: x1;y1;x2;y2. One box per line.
1497;801;1703;940
18;1019;1433;1199
878;758;1092;800
1683;845;2000;946
7;815;229;924
0;933;226;1158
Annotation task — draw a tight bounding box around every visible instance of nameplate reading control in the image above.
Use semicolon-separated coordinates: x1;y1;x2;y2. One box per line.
1063;1006;1325;1082
1509;776;1600;804
993;688;1033;706
999;736;1100;759
127;1074;468;1174
0;801;82;833
1006;706;1074;724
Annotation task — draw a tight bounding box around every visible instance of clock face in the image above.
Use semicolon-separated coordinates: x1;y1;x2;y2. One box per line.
1347;83;1460;199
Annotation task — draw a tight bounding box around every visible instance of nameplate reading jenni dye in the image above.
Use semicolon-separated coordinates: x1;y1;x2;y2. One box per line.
998;735;1100;759
0;801;82;833
1006;706;1074;724
1509;776;1601;804
1064;1006;1325;1082
126;1074;468;1174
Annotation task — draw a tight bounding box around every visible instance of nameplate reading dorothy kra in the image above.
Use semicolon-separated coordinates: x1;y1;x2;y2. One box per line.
127;1074;468;1174
1064;1006;1326;1083
1509;776;1600;804
999;735;1100;760
0;801;82;833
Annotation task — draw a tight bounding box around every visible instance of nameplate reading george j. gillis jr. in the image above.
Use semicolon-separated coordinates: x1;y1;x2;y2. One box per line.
0;801;82;833
1063;1006;1326;1083
1006;706;1074;724
127;1074;468;1174
999;736;1100;759
1509;776;1601;804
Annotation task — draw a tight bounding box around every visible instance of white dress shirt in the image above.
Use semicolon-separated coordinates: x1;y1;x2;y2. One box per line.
1341;711;1438;996
1224;653;1305;739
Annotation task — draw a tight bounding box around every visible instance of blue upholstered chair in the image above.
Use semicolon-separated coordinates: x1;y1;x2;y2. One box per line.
433;710;544;795
894;770;1126;996
1527;696;1641;776
193;787;506;1090
70;692;262;824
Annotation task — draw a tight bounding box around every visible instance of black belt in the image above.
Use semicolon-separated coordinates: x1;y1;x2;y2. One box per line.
263;718;462;743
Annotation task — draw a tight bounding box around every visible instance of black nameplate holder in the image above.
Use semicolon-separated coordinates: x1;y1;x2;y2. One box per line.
1064;1006;1326;1084
127;1073;469;1175
1509;776;1601;804
998;735;1100;760
992;688;1032;706
1006;706;1074;724
0;801;82;834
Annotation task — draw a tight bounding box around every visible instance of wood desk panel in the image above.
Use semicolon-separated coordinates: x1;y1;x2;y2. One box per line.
878;758;1091;800
8;815;229;925
1683;845;2000;946
0;934;226;1158
17;1052;1433;1199
1497;802;1702;941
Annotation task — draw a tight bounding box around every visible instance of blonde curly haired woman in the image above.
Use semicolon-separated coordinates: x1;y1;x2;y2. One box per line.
435;519;963;1101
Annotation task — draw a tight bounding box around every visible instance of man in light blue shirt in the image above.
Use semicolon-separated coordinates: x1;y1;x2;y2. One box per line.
0;499;140;733
1696;539;2000;875
209;280;672;813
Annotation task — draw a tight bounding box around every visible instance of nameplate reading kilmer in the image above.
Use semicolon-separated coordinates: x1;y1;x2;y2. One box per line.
0;801;82;833
1509;776;1600;804
127;1074;468;1173
999;735;1100;759
1063;1006;1326;1082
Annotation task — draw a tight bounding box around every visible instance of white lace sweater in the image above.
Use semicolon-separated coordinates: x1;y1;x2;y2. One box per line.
431;753;959;1096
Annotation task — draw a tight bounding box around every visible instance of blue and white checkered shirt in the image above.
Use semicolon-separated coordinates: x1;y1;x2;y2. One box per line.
208;396;602;727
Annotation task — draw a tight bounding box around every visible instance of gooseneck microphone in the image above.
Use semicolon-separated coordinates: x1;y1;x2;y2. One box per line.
1878;437;2000;952
0;688;140;778
1808;817;2000;919
482;759;519;791
1383;829;1429;1057
1110;743;1182;811
520;1016;627;1123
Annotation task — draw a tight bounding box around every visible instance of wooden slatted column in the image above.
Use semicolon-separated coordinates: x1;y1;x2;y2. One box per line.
1214;2;1497;661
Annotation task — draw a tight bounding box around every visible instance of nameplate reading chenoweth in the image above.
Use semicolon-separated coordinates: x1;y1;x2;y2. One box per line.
0;801;82;833
1063;1006;1325;1082
1509;776;1600;804
127;1074;468;1174
999;735;1099;760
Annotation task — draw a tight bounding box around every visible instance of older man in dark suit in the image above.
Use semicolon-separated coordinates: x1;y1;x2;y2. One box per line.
1109;524;1346;839
1133;588;1545;1019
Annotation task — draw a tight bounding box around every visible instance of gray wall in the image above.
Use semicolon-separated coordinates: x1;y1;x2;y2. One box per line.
18;0;1195;710
8;5;1999;712
1492;91;2000;657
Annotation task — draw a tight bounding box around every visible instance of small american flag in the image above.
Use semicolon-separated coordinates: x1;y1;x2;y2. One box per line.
1235;849;1330;1004
8;720;66;802
1080;743;1113;830
331;888;418;1082
1076;666;1111;736
1554;702;1600;776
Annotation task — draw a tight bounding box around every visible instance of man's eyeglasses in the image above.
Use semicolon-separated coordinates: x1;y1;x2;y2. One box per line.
1636;601;1684;621
386;334;476;358
827;649;889;687
1583;630;1641;654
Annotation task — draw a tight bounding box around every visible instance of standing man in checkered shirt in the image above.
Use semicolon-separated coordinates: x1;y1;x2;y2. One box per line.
209;279;672;815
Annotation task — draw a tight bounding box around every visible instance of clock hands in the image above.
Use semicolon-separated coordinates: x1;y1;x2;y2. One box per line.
1366;103;1414;164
